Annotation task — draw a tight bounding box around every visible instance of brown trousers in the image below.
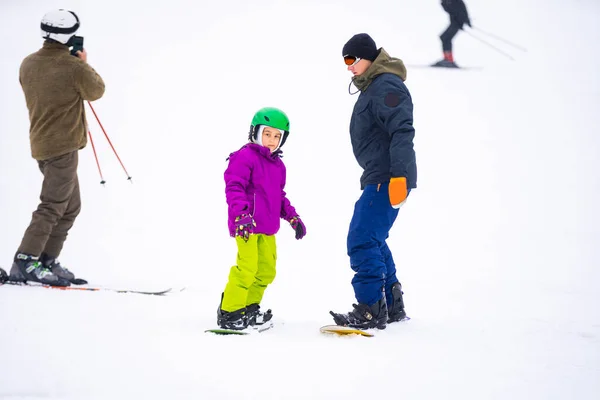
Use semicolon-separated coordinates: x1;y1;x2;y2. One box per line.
18;151;81;258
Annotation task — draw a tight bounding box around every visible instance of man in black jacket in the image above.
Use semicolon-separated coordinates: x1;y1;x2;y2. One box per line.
433;0;472;68
330;33;416;330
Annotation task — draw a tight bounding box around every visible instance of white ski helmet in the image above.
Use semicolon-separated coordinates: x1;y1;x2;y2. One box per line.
40;9;80;45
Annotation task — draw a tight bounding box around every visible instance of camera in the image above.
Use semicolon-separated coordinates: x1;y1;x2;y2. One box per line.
70;35;84;57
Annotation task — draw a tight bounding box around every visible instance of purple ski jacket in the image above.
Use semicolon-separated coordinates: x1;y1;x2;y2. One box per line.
225;143;298;237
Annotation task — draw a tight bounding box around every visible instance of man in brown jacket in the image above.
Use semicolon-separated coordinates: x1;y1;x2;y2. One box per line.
9;9;105;287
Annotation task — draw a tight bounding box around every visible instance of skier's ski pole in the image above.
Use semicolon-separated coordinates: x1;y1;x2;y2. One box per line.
88;130;106;185
86;101;133;182
471;27;528;52
464;30;516;61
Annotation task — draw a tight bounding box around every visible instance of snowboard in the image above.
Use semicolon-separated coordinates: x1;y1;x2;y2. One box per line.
204;328;249;335
320;325;374;337
205;321;274;335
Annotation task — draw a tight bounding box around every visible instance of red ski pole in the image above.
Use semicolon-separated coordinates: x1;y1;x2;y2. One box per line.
86;101;132;182
88;130;106;185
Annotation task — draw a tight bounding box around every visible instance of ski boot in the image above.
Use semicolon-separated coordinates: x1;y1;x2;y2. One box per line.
387;282;408;323
0;267;7;284
246;303;273;326
329;297;388;330
431;59;459;68
40;253;87;285
9;252;70;287
432;51;459;68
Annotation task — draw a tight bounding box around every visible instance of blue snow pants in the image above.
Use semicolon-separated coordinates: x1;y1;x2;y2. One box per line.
347;183;406;307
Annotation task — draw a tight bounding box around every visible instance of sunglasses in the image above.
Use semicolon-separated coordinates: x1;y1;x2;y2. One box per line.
343;55;362;66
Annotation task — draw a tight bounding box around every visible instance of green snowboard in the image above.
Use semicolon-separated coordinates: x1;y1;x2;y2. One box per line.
205;328;249;335
205;322;274;335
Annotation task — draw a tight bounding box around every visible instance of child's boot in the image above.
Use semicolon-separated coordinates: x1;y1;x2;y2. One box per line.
217;307;248;330
246;303;273;326
216;293;248;330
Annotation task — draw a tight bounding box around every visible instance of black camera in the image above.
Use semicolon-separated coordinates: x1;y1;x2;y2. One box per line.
70;35;84;57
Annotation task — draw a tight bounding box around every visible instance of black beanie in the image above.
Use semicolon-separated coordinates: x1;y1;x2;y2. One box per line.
342;33;378;61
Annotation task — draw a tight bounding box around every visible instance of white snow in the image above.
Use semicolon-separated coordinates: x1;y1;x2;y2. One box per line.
1;0;599;399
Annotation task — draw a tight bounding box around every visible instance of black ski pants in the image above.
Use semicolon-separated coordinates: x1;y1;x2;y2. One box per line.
440;19;462;52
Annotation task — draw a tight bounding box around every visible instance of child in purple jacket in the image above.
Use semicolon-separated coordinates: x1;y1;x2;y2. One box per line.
217;107;306;330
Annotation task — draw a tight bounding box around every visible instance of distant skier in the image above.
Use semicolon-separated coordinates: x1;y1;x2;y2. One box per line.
217;107;306;330
433;0;472;68
9;9;104;287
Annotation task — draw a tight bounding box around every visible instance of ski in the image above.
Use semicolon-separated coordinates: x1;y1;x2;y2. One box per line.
1;280;177;296
407;64;483;71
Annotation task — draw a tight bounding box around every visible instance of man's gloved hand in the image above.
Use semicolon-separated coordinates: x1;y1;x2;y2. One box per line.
389;177;408;209
235;214;256;242
288;216;306;240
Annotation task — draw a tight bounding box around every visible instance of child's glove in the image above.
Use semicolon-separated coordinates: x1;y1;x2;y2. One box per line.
289;216;306;240
389;177;408;209
235;214;256;242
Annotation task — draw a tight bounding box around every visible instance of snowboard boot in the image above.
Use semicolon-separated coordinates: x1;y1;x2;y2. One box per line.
387;282;408;323
216;293;248;330
40;253;87;285
9;253;70;287
0;267;7;284
246;303;273;326
217;307;248;330
329;297;388;330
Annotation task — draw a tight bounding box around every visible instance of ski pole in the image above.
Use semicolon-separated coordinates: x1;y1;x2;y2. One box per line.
464;30;516;61
86;101;132;182
88;130;106;185
472;27;528;52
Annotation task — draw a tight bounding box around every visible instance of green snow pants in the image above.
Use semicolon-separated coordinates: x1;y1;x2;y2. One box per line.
221;234;277;312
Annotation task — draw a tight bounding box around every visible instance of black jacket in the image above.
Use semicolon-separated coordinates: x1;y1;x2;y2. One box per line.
350;51;417;190
442;0;471;27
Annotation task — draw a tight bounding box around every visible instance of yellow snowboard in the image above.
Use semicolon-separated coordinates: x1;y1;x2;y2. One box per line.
320;325;374;337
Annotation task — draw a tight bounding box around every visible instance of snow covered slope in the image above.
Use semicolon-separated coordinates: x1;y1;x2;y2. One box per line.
1;0;599;398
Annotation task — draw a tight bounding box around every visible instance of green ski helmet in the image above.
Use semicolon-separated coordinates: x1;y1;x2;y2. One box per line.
248;107;290;150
